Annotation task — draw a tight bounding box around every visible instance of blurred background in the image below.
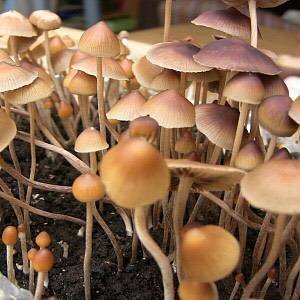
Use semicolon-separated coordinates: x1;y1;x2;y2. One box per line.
1;0;300;31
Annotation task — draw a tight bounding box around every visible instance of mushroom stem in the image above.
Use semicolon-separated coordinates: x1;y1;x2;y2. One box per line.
134;206;174;300
265;135;277;161
230;103;249;166
209;145;221;164
194;81;201;106
163;0;173;42
248;0;258;48
242;214;287;299
291;272;300;300
229;280;241;300
96;57;106;137
29;261;35;293
173;176;193;281
201;81;208;105
34;271;45;300
259;277;274;299
130;228;139;264
8;36;20;65
179;72;186;96
84;202;93;300
284;254;300;300
78;95;90;128
19;232;29;274
6;245;16;283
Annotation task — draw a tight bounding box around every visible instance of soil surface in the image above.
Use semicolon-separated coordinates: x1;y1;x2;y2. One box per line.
0;122;281;299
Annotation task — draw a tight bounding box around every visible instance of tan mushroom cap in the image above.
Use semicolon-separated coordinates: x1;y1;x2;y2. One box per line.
0;61;38;92
166;159;245;191
79;21;120;58
29;10;61;30
258;95;298;137
146;41;212;73
100;138;170;209
192;7;252;40
0;10;37;37
0;109;17;152
140;89;195;128
119;58;134;79
2;225;18;246
72;56;128;80
181;224;240;282
234;141;264;171
27;248;37;261
63;69;97;96
150;69;180;91
288;98;300;125
196;103;243;150
175;131;196;154
107;90;146;121
224;72;265;104
8;36;38;54
32;249;54;272
35;231;51;248
69;50;89;67
178;280;219;300
75;127;108;153
129;116;159;143
52;49;75;74
193;39;281;75
241;159;300;215
260;75;289;98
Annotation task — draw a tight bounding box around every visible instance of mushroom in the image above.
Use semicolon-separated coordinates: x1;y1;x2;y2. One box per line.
178;280;218;300
175;131;196;157
35;231;51;249
27;248;37;293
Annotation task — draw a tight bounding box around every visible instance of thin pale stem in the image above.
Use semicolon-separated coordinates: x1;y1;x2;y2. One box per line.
163;0;173;42
29;262;35;293
19;232;29;274
96;57;106;136
180;72;186;96
229;281;240;300
8;36;20;65
7;245;16;284
78;95;90;128
34;272;45;300
284;254;300;300
194;81;201;106
249;0;258;47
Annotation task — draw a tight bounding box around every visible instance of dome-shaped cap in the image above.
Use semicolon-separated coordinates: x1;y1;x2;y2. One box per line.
79;21;120;58
27;248;37;261
234;141;264;171
146;41;212;73
32;249;54;272
0;109;17;152
100;138;170;209
150;69;180;91
224;72;265;105
107;90;146;121
178;280;218;300
241;159;300;214
35;231;51;248
29;10;61;30
258;95;298;137
72;173;105;203
193;39;281;75
75;127;108;153
63;69;97;96
129;116;159;143
140;89;195;128
192;7;252;39
181;224;240;282
175;131;196;154
0;10;37;37
2;226;18;246
260;75;289;98
69;50;89;67
288;97;300;125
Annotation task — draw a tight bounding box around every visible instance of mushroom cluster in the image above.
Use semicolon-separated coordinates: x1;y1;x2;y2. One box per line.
0;1;298;299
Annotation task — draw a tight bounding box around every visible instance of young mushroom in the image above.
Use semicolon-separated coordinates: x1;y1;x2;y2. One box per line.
178;280;218;300
27;248;38;293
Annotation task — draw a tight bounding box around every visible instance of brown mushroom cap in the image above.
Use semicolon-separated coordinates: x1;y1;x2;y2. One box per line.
193;39;281;75
107;90;146;121
241;159;300;214
258;95;298;137
129;116;159;142
181;224;240;282
35;231;51;248
79;21;120;58
0;109;17;152
29;10;61;30
72;173;105;203
150;69;180;91
288;98;300;125
75;127;108;153
119;58;134;79
32;248;54;272
57;101;73;120
146;41;212;73
175;131;196;154
27;248;38;261
260;75;289;98
178;280;219;300
140;89;195;128
100;138;170;209
192;7;252;39
69;50;90;67
186;69;219;83
52;49;75;74
2;226;18;246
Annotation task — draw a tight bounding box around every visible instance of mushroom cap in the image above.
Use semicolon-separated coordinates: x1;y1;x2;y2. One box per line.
75;127;108;153
192;7;252;39
79;21;120;58
0;49;14;64
0;10;37;37
175;131;196;154
195;103;246;150
129;116;159;143
258;95;298;137
0;109;17;152
241;159;300;214
48;36;67;55
181;224;240;282
224;72;265;105
8;36;38;54
72;173;105;203
69;50;90;67
27;248;37;261
29;10;61;30
166;159;245;191
186;69;219;83
100;138;170;209
32;249;54;272
150;69;180;91
193;39;281;75
72;56;128;80
260;75;289;98
52;49;75;74
2;226;18;246
288;98;300;125
234;141;264;171
178;280;219;300
0;61;38;92
107;90;146;121
271;147;292;161
63;69;97;96
57;101;73;119
140;89;195;128
146;41;212;73
119;58;134;79
35;231;51;248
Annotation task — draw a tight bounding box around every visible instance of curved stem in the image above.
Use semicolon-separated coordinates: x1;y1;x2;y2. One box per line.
163;0;173;42
229;281;240;300
284;254;300;300
135;206;174;300
34;272;45;300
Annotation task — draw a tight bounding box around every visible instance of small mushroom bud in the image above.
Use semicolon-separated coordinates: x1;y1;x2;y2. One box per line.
57;101;73;119
35;231;51;249
129;116;159;143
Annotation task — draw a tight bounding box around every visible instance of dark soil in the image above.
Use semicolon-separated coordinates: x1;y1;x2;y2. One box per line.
0;121;281;299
